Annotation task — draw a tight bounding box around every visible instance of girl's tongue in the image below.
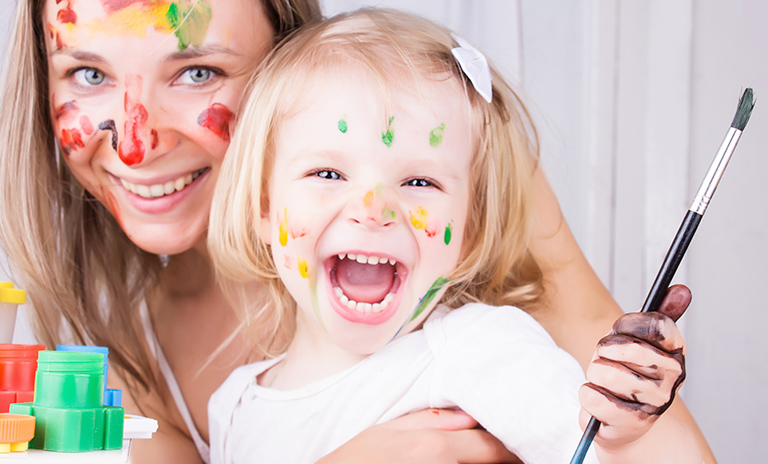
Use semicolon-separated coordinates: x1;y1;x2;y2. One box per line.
335;258;395;304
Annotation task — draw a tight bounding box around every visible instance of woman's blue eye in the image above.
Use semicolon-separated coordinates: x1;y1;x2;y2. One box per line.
188;68;211;83
316;170;341;180
406;178;432;187
178;67;214;84
74;68;105;86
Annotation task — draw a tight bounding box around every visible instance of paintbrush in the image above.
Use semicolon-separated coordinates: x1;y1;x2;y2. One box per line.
569;87;755;464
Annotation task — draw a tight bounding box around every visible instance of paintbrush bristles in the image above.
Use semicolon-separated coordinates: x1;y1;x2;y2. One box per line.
731;88;755;131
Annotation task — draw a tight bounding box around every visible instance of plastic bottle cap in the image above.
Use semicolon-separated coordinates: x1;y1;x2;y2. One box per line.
0;283;26;304
0;414;35;443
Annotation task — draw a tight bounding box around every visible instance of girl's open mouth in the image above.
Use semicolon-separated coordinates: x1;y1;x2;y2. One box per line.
326;252;407;324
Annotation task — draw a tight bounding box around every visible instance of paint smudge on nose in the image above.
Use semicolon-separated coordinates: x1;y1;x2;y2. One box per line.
98;120;118;152
60;128;84;155
381;116;395;147
298;257;309;279
363;190;375;208
409;206;439;238
197;103;233;141
80;116;94;135
278;208;288;247
338;117;348;133
118;75;148;165
429;123;445;148
54;100;79;122
443;222;452;245
166;0;213;50
57;1;77;24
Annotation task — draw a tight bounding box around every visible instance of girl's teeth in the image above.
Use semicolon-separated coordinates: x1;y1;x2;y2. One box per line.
121;169;204;199
337;253;397;267
333;286;395;313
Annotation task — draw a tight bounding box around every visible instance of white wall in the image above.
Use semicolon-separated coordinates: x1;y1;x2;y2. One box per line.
2;0;766;461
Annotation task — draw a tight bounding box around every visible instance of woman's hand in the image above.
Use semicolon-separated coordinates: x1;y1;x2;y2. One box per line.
578;285;690;448
317;409;521;464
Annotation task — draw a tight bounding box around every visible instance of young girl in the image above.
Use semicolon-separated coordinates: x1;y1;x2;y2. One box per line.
208;8;702;464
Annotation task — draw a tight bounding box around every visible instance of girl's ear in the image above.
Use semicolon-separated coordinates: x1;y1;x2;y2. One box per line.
258;208;272;246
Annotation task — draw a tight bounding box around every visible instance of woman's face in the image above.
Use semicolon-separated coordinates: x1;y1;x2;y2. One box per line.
43;0;274;255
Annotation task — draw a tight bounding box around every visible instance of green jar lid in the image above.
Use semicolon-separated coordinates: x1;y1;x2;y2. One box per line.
36;351;103;374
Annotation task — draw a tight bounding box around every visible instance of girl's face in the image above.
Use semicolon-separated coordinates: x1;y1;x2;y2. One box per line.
263;67;474;358
44;0;274;255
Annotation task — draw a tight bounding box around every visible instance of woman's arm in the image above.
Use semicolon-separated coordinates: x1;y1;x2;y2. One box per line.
110;368;204;464
528;167;717;463
317;409;521;464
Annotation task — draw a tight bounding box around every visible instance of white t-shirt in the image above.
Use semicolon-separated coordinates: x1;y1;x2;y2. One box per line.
209;303;598;464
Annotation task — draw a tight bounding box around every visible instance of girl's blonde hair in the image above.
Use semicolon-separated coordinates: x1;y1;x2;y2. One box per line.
0;0;321;393
209;8;544;356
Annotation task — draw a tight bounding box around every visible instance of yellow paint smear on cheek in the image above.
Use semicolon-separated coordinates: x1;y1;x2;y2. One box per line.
279;208;288;247
409;206;429;230
298;257;309;279
87;3;173;38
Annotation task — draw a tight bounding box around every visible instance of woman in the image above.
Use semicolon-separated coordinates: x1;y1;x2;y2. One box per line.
0;0;714;462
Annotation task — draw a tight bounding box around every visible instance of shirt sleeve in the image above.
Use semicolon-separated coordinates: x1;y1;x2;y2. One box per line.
425;303;598;464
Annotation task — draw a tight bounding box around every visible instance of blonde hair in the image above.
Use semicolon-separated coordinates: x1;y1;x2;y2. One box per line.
0;0;321;392
209;8;543;356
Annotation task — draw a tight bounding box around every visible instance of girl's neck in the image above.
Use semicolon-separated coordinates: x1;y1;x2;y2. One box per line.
258;317;367;390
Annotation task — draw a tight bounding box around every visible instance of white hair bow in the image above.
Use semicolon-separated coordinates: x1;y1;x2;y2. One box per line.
450;33;493;103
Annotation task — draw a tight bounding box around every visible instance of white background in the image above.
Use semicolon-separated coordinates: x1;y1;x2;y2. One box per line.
2;1;766;461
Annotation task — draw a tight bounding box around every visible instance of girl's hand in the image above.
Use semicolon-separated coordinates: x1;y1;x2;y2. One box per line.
578;285;690;449
317;409;521;464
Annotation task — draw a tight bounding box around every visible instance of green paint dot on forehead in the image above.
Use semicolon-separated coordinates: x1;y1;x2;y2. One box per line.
338;117;348;133
429;123;445;148
166;0;213;51
382;116;395;148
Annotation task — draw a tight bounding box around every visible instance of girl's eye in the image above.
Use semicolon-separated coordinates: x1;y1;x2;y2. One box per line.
404;178;433;188
315;170;342;180
73;68;106;86
177;67;217;85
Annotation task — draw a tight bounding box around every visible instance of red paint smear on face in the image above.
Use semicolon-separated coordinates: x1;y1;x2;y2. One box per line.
118;75;147;166
80;115;94;135
57;2;77;24
60;128;84;155
54;100;78;121
100;0;146;14
197;103;234;142
48;23;66;50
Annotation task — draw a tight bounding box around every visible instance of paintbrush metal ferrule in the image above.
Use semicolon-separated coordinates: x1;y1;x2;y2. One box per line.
689;127;742;215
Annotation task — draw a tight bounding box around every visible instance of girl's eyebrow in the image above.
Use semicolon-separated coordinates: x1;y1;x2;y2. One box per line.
51;49;106;63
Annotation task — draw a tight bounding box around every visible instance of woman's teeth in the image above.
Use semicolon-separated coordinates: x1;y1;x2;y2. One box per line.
334;286;395;313
120;169;204;199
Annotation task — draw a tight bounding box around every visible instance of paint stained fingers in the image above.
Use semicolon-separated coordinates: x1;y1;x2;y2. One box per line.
586;353;683;415
611;311;686;354
578;382;657;444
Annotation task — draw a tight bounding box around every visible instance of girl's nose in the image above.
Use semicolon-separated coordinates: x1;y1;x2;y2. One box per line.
348;187;398;229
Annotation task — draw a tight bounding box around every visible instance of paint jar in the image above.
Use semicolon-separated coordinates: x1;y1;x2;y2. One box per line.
56;344;123;407
9;350;124;452
0;283;26;344
0;344;45;413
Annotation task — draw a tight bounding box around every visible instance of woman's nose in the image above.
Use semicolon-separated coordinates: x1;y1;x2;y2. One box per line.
113;75;177;167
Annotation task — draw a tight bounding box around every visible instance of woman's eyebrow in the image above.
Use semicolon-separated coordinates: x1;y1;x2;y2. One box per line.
164;45;238;61
50;49;106;63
